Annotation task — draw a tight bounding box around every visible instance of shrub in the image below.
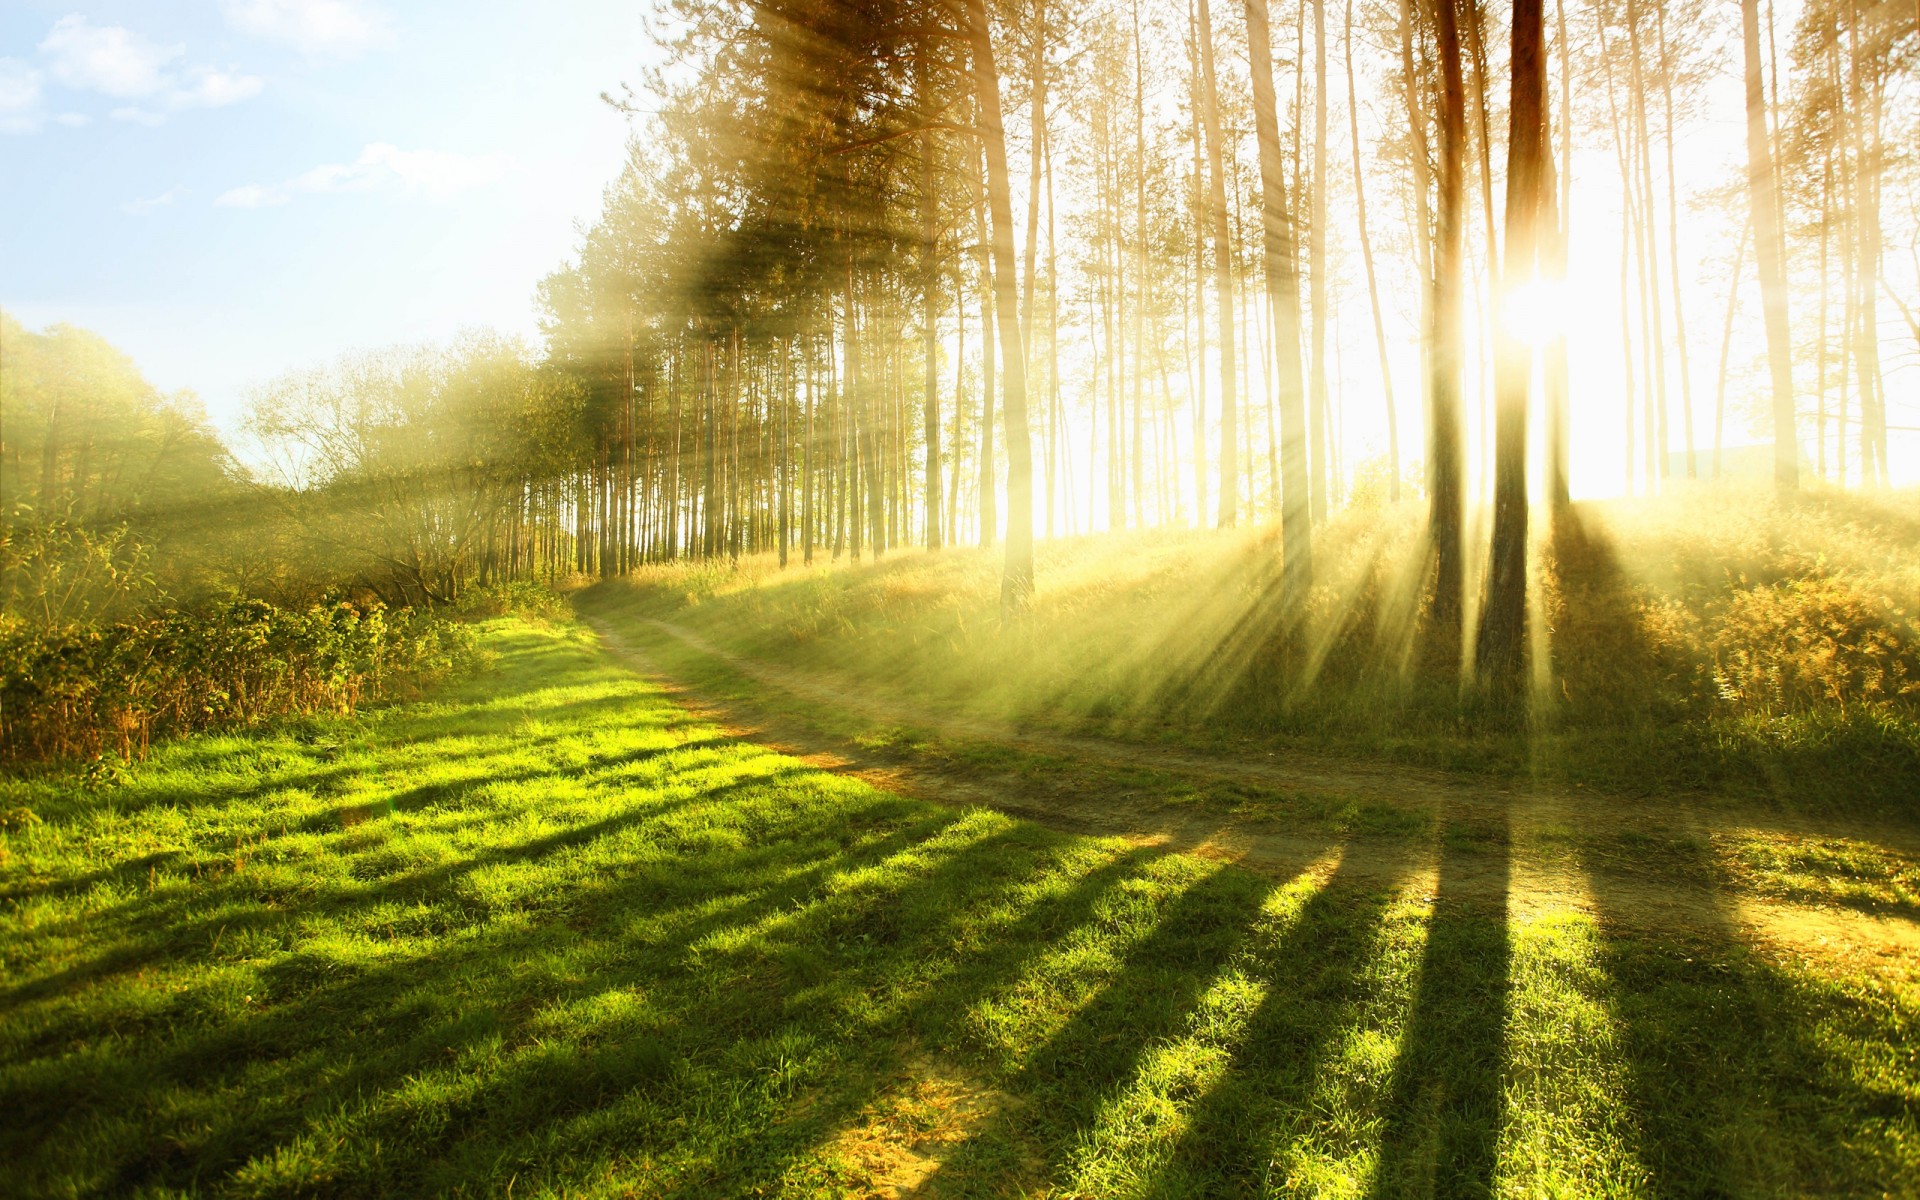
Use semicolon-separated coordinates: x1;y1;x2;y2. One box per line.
0;599;481;764
1710;576;1920;716
453;579;571;623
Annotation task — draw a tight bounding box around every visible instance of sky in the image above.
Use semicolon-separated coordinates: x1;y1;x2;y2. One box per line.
2;0;656;437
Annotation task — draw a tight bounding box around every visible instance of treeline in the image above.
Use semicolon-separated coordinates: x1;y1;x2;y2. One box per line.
214;0;1914;625
514;0;1915;687
0;315;486;765
7;0;1913;735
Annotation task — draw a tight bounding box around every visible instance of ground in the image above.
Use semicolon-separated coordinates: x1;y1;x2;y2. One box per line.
2;615;1916;1197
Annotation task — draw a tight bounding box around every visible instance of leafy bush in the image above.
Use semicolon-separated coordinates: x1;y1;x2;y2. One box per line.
0;599;480;764
1711;576;1919;715
453;579;571;623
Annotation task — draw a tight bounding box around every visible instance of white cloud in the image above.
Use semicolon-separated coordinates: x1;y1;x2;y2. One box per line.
0;58;43;134
32;17;263;127
122;187;183;215
214;183;284;209
171;67;266;108
53;111;90;127
40;16;181;99
218;143;507;208
223;0;392;56
110;105;167;127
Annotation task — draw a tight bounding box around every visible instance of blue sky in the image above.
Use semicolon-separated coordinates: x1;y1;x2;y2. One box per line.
2;1;656;435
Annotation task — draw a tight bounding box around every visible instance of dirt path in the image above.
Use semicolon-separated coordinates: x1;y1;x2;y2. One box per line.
585;615;1920;979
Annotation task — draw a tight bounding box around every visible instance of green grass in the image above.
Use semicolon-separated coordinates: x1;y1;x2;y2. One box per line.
3;619;1916;1196
581;487;1920;812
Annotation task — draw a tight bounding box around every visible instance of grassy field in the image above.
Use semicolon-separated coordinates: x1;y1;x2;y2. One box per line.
582;488;1920;812
4;616;1917;1197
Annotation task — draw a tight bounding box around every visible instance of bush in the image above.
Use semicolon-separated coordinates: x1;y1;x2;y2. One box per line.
0;599;481;764
453;579;571;624
1711;576;1920;716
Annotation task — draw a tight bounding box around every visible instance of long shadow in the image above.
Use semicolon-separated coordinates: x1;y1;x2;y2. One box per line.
708;839;1176;1196
1;733;771;956
1138;839;1425;1195
921;855;1301;1193
2;787;995;1190
1368;808;1511;1199
0;761;811;1019
1579;832;1913;1196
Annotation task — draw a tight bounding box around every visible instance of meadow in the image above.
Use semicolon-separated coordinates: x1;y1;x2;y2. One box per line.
4;611;1917;1197
584;487;1920;811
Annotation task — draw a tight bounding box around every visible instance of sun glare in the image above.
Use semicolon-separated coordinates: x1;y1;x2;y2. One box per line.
1499;278;1570;349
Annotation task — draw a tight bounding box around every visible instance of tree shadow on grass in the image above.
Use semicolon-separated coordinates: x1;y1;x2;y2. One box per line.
2;783;1013;1193
1581;834;1917;1197
0;760;812;1019
1366;808;1510;1200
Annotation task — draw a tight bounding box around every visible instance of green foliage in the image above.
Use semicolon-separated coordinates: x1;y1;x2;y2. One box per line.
453;579;574;623
1711;575;1919;715
0;599;479;764
0;311;241;605
0;506;158;629
244;332;584;606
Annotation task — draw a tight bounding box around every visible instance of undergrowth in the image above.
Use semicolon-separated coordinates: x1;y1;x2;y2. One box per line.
587;485;1920;812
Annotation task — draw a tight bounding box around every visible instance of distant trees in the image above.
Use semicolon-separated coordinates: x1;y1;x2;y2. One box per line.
246;333;570;606
1;311;239;621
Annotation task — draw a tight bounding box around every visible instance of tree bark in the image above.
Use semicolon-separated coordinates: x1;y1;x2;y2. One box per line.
965;0;1036;610
1477;0;1548;695
1429;0;1468;655
1195;0;1239;528
1741;0;1796;494
1245;0;1313;604
1347;0;1399;503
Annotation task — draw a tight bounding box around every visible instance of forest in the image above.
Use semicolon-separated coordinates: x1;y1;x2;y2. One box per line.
3;0;1919;1194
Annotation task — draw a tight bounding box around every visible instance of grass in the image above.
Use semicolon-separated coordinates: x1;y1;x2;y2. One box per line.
3;617;1917;1196
581;485;1920;812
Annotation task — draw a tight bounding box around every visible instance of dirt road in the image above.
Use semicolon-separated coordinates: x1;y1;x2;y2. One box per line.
586;614;1920;979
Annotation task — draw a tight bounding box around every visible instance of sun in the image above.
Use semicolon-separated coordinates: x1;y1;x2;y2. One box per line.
1498;277;1571;348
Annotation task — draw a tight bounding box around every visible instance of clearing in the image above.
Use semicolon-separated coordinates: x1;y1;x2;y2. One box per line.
3;616;1917;1197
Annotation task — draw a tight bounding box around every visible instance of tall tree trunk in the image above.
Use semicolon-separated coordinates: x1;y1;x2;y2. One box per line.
1429;0;1468;654
1347;0;1399;503
1655;6;1696;480
974;121;999;546
1246;0;1313;603
1309;0;1331;523
1028;0;1051;534
1186;4;1209;526
802;329;815;564
1741;0;1796;494
966;0;1036;610
1477;0;1547;694
920;43;944;550
1625;0;1670;487
1133;0;1150;531
1846;0;1887;487
1546;0;1572;513
1196;0;1239;528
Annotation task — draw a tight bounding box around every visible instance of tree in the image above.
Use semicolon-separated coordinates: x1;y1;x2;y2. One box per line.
965;0;1037;611
1743;0;1798;494
1244;0;1313;605
1194;0;1240;528
1429;0;1469;656
1477;0;1550;694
